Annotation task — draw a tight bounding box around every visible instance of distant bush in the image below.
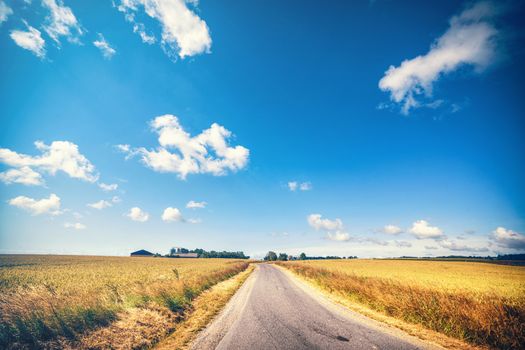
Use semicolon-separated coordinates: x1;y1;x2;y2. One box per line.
190;249;249;259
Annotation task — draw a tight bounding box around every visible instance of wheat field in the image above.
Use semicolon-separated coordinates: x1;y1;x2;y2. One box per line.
278;259;525;350
0;255;249;349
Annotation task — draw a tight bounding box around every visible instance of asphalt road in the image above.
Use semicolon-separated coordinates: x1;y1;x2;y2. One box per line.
191;264;440;350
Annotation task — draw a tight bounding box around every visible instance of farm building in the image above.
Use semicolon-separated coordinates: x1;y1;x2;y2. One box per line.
172;252;199;258
130;249;154;257
170;247;199;258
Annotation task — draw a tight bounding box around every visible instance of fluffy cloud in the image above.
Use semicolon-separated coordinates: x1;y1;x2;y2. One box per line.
93;33;116;59
491;227;525;250
0;166;44;186
326;231;350;242
382;224;403;235
288;181;312;191
0;1;13;25
116;144;131;153
162;207;183;222
392;240;411;248
408;220;444;239
288;181;298;191
88;200;112;210
118;115;249;179
186;200;206;209
379;1;500;114
307;214;349;242
10;24;46;58
126;207;149;222
361;237;389;246
64;222;86;230
99;183;118;191
0;141;98;185
8;193;61;216
299;182;312;191
307;214;343;231
133;22;156;44
438;239;489;252
117;0;211;59
42;0;83;44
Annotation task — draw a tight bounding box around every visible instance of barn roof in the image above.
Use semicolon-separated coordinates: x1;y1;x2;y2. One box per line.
130;249;154;256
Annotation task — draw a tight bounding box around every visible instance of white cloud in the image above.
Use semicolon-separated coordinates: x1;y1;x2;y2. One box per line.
186;200;206;209
288;181;312;191
8;193;61;216
307;214;343;231
0;166;44;186
382;224;403;235
491;227;525;250
119;115;249;179
0;141;98;184
326;231;350;242
87;200;112;210
379;1;500;114
394;240;412;248
111;196;121;203
408;220;444;239
10;24;46;58
93;33;116;59
162;206;183;222
64;222;86;230
0;1;13;25
42;0;83;44
126;207;149;222
361;237;389;246
187;218;201;224
117;0;211;59
116;144;131;153
133;22;156;44
438;239;489;252
99;183;118;191
299;182;312;191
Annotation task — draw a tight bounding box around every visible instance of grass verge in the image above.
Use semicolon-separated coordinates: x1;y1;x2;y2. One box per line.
154;264;254;350
277;262;524;350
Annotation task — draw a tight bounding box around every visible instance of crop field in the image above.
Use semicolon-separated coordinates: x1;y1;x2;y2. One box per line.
0;255;249;349
278;259;525;350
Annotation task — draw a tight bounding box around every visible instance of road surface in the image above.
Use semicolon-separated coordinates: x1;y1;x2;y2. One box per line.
191;264;441;350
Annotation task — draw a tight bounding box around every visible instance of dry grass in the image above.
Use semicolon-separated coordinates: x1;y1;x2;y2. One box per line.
278;260;525;350
0;255;249;349
154;264;255;350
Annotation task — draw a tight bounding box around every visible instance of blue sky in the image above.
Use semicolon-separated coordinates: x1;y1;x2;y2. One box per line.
0;0;524;258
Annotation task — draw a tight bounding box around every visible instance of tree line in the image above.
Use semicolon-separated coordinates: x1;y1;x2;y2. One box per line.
263;251;357;261
168;247;249;259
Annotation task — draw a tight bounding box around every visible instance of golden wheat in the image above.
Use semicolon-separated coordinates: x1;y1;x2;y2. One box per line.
0;255;249;349
278;260;525;350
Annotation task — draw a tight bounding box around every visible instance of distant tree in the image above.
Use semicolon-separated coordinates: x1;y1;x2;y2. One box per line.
168;247;249;259
299;252;307;260
264;251;278;261
278;253;288;261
